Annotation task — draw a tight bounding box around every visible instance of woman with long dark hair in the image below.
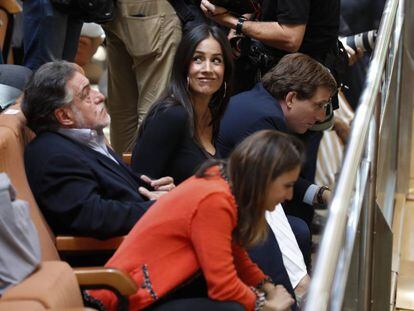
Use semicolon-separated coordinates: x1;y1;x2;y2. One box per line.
131;24;233;185
130;23;311;306
91;130;304;310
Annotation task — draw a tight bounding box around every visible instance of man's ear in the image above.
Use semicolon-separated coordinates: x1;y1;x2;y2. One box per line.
54;106;75;127
285;91;296;109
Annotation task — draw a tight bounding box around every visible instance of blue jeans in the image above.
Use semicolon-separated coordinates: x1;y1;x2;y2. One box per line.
23;0;82;70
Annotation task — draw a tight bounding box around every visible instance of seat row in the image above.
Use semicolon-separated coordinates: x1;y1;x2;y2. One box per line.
0;104;133;310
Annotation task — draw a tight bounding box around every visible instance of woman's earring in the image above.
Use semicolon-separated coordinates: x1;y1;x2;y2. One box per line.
223;82;227;99
187;77;190;90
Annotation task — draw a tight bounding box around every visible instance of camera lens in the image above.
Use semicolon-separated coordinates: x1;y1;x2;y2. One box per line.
344;30;377;53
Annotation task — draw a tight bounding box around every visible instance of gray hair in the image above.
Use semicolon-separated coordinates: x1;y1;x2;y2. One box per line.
22;61;79;134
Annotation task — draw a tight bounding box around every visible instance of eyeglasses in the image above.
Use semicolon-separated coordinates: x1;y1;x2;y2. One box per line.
312;98;332;111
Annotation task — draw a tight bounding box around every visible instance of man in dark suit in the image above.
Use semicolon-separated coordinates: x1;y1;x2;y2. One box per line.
218;53;336;226
22;61;174;239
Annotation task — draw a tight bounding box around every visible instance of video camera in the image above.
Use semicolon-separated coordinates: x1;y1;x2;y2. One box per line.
230;37;276;73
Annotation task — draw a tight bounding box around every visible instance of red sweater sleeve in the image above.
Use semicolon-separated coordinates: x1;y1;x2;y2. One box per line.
190;192;260;311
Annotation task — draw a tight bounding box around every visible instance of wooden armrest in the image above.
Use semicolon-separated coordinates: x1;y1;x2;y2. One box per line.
0;1;22;14
122;153;131;165
56;236;124;252
74;267;137;296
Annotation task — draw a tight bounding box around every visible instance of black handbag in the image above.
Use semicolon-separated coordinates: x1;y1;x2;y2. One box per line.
50;0;114;24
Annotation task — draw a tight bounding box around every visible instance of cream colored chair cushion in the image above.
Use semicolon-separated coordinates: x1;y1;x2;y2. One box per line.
0;300;46;311
0;107;59;261
2;261;83;309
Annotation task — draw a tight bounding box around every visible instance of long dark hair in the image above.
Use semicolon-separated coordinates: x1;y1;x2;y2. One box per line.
196;130;305;247
139;24;234;143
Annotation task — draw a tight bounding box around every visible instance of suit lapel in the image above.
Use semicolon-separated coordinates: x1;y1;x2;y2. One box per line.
55;132;141;190
107;148;138;178
94;152;141;190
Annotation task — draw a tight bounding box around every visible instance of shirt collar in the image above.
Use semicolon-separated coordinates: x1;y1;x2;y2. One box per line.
57;128;106;146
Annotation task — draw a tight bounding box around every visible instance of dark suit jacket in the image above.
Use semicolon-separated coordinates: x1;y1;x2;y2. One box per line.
24;131;153;239
217;83;314;223
218;83;289;158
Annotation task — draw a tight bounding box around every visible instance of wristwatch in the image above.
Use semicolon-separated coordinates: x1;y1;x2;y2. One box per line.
235;16;247;36
316;186;330;205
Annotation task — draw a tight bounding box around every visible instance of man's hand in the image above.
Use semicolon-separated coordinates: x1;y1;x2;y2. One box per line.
344;44;364;66
200;0;234;27
138;175;175;200
322;188;332;205
313;186;332;206
228;28;237;41
200;0;228;16
333;117;350;144
294;274;310;298
140;175;175;191
263;285;295;311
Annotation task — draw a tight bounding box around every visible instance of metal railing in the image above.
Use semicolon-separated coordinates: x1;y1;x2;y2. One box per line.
304;0;413;309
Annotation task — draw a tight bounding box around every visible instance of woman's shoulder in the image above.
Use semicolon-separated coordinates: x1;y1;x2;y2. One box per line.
150;103;188;124
189;169;235;205
189;176;238;225
145;103;189;130
158;103;188;118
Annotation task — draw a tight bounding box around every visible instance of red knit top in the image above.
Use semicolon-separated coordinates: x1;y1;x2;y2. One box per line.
90;166;266;310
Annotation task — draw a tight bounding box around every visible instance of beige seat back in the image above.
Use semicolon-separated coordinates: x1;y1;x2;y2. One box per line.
0;1;21;63
1;261;84;309
0;300;47;311
0;261;99;310
0;105;59;261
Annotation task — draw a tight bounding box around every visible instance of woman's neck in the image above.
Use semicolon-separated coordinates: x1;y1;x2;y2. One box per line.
192;95;211;127
191;94;216;155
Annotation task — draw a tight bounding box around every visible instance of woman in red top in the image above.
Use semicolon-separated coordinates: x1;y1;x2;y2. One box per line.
91;130;303;311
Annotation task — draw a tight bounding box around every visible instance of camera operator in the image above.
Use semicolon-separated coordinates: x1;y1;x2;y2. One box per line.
201;0;343;98
339;0;385;109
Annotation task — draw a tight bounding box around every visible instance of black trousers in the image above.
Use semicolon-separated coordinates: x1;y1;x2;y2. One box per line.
146;274;244;311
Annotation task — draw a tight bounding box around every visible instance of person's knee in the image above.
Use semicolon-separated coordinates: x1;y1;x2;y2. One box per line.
288;216;311;253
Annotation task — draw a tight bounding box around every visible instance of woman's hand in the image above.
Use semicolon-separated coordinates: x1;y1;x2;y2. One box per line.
263;285;295;311
261;282;276;296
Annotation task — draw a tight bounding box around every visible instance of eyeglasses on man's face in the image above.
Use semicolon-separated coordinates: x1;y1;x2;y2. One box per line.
311;98;332;111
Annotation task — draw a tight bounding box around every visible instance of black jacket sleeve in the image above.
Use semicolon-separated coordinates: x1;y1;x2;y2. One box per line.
38;154;152;239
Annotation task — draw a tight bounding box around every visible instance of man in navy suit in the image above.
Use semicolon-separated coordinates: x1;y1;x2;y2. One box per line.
218;53;337;226
22;61;174;239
